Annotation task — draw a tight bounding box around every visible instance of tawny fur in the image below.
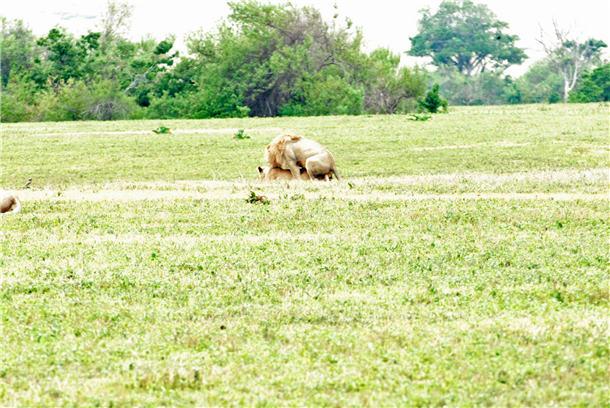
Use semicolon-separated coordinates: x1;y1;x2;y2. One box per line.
257;166;310;181
0;195;21;214
264;134;340;181
257;166;332;181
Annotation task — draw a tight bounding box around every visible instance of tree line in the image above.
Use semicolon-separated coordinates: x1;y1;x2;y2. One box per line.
1;0;608;122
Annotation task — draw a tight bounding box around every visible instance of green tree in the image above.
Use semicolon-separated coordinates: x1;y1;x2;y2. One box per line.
538;23;607;102
362;48;428;114
0;18;38;87
419;84;448;112
0;73;37;122
432;68;516;105
515;60;563;103
409;0;526;76
33;28;100;87
183;1;367;117
280;73;364;116
569;63;610;102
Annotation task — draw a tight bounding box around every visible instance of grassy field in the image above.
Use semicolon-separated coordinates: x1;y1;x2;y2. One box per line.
1;104;608;406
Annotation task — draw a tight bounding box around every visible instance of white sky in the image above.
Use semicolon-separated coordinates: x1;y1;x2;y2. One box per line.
3;0;609;76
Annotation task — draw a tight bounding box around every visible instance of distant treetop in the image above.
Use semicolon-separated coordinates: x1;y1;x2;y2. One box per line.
408;0;526;75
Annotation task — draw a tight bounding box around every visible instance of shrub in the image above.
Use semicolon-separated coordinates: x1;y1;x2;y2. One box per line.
363;49;428;114
31;79;139;121
152;126;172;134
0;75;36;122
419;84;447;113
281;75;364;117
36;80;91;121
85;80;137;120
408;113;432;121
569;64;610;102
233;129;250;139
146;92;193;119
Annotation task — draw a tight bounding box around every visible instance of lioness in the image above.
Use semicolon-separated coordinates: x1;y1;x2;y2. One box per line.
265;134;340;181
0;195;21;214
257;166;333;181
257;166;309;181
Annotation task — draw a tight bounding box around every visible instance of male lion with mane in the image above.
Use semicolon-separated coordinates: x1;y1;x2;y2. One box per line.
264;134;340;181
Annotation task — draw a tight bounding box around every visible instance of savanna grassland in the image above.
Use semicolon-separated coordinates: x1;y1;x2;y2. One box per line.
0;104;608;406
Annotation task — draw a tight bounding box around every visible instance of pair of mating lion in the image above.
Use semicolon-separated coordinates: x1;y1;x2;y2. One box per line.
257;134;340;181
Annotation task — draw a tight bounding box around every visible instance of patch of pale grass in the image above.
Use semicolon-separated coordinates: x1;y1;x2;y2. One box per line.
406;141;530;151
3;187;607;202
355;168;610;186
26;127;282;137
71;232;340;246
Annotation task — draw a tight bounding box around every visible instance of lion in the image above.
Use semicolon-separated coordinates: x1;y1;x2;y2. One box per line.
257;166;333;181
264;134;340;181
0;195;21;214
257;166;309;181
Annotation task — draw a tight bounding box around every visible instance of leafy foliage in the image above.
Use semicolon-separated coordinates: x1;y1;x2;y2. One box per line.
246;191;270;204
233;129;250;139
538;23;607;101
152;126;172;134
409;0;526;75
363;49;427;114
419;84;447;113
0;2;429;122
569;63;610;102
514;60;563;103
408;113;432;121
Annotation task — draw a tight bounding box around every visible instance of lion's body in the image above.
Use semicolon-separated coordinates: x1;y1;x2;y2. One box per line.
257;166;333;181
0;195;21;214
264;134;340;180
257;166;310;181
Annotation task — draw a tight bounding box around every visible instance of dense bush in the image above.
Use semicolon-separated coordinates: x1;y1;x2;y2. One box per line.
2;0;606;122
280;74;364;116
0;74;37;122
363;49;428;114
515;60;563;103
569;63;610;102
419;84;447;113
0;2;429;122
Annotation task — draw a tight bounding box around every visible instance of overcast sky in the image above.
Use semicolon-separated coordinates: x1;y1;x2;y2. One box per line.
3;0;609;76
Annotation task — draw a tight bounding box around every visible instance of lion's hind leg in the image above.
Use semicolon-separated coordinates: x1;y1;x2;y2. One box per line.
305;155;330;181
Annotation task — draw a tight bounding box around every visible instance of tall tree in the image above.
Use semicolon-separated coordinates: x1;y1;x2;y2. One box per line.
0;18;38;87
408;0;526;76
538;22;607;102
363;48;427;113
185;0;367;117
99;0;132;49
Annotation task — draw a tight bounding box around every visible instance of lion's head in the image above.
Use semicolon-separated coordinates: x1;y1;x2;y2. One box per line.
264;134;298;167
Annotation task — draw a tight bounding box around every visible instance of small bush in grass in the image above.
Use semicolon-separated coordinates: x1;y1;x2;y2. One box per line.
419;84;448;113
246;191;269;204
152;126;172;134
408;113;432;121
234;129;250;140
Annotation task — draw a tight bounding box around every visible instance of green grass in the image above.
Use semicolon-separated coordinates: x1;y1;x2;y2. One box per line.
1;104;608;188
1;104;609;406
